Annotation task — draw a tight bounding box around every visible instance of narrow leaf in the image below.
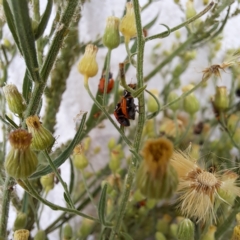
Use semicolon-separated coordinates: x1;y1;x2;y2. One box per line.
5;115;18;129
63;192;71;207
144;13;159;30
22;70;33;104
98;184;112;227
2;0;22;54
35;0;53;40
8;0;41;83
29;112;87;179
120;232;134;240
69;157;75;194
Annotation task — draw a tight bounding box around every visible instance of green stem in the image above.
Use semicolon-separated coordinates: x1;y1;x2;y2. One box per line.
84;76;132;148
145;1;214;42
103;49;111;107
24;0;80;119
144;35;194;82
110;0;146;238
0;175;13;238
160;81;203;112
80;169;97;209
24;179;99;222
43;150;75;209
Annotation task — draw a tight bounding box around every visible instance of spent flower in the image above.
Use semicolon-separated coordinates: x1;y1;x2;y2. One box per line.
4;129;38;179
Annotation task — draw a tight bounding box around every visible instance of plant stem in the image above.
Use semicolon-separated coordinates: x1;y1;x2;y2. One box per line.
103;49;111;107
145;1;214;42
84;76;132;148
43;150;75;209
109;0;145;238
24;179;99;222
0;175;14;238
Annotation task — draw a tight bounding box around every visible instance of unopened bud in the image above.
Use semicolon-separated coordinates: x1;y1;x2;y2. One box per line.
214;86;229;111
177;218;194;240
155;232;167;240
77;44;98;79
167;92;180;112
119;2;137;43
147;89;159;112
227;114;239;133
3;84;26;116
34;230;46;240
26;116;55;151
78;219;94;238
13;212;27;231
186;1;196;19
14;229;29;240
103;16;120;50
40;173;55;193
156;215;172;234
201;225;216;240
73;145;88;170
182;85;200;115
63;224;72;240
108;137;116;150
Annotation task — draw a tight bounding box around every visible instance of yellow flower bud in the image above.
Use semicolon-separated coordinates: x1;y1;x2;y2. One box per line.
107;137;116;150
13;212;27;231
177;218;194;240
26;116;55;151
214;86;229;111
186;0;196;19
73;144;88;170
77;44;98;79
156;214;172;235
40;173;55;193
5;129;38;179
103;16;120;50
78;219;94;238
14;229;29;240
227;114;239;133
3;84;26;116
119;2;137;43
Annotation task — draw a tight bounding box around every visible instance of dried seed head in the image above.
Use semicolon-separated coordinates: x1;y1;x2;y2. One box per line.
171;151;240;223
77;44;98;79
26;116;55;151
3;84;26;116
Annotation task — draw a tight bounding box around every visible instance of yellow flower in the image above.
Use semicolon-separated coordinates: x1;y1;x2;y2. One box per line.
136;138;178;199
171;151;240;223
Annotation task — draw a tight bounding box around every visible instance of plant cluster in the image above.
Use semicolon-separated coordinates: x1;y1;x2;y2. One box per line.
0;0;240;240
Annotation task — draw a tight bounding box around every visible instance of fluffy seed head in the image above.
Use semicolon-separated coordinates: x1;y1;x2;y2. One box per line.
171;151;240;223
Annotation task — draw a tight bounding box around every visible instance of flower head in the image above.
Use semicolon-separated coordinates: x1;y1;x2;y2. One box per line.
14;229;29;240
171;150;240;223
26;115;55;151
77;44;98;82
5;129;38;179
119;2;137;43
3;84;26;116
136;138;178;199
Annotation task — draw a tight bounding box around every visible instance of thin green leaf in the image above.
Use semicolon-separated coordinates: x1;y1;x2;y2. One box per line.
132;85;147;98
34;0;53;40
29;112;87;179
22;70;33;104
2;0;22;55
144;13;159;30
69;157;75;194
8;0;41;83
4;115;18;129
98;184;112;227
63;192;71;207
120;232;134;240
